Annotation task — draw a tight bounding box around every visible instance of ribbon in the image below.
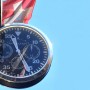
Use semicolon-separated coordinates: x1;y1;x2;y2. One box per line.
2;0;36;24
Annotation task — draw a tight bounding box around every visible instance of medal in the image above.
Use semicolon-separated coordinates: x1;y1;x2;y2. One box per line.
0;0;53;88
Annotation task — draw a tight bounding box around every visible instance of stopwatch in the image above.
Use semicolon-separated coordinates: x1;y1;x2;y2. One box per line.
0;23;53;88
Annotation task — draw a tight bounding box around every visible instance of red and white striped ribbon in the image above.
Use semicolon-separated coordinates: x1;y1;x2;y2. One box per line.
2;0;36;24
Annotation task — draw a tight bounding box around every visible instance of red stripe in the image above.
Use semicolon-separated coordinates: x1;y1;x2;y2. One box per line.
3;0;36;24
22;0;36;9
23;0;36;23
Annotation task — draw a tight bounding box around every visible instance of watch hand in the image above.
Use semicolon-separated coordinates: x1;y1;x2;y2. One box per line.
19;45;30;72
12;45;30;72
10;35;20;53
10;35;30;72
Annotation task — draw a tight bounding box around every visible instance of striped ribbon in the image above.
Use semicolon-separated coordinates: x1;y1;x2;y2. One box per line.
2;0;36;24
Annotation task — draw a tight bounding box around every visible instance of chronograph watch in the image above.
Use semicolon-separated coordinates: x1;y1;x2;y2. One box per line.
0;0;53;89
0;24;53;88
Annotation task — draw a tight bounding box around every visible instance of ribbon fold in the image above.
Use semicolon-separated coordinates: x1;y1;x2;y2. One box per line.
2;0;36;24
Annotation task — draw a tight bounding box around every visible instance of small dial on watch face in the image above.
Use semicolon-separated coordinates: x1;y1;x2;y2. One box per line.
0;26;48;78
0;43;13;60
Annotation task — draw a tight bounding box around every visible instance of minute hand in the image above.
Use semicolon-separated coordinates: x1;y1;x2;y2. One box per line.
10;35;30;72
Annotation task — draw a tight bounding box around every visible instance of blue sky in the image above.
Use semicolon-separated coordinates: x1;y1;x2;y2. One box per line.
1;0;90;90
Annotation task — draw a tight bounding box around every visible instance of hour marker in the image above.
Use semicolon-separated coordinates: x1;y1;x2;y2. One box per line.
30;31;32;34
40;65;43;68
36;69;38;72
17;28;19;31
39;40;43;42
15;31;21;36
31;71;33;74
43;51;47;53
38;67;41;70
40;63;44;66
43;61;46;63
44;56;47;58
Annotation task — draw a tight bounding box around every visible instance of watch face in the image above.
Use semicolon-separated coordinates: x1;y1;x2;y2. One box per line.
0;25;49;81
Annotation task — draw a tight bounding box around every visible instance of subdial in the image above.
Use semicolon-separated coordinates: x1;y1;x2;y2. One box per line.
11;56;24;70
25;44;40;60
0;43;13;60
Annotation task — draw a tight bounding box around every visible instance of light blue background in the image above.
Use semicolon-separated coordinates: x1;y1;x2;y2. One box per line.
1;0;90;90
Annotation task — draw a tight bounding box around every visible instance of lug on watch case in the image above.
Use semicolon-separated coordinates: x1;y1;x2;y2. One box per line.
0;0;53;88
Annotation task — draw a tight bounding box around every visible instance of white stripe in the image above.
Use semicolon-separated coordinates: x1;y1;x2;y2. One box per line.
13;1;22;10
5;4;24;24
